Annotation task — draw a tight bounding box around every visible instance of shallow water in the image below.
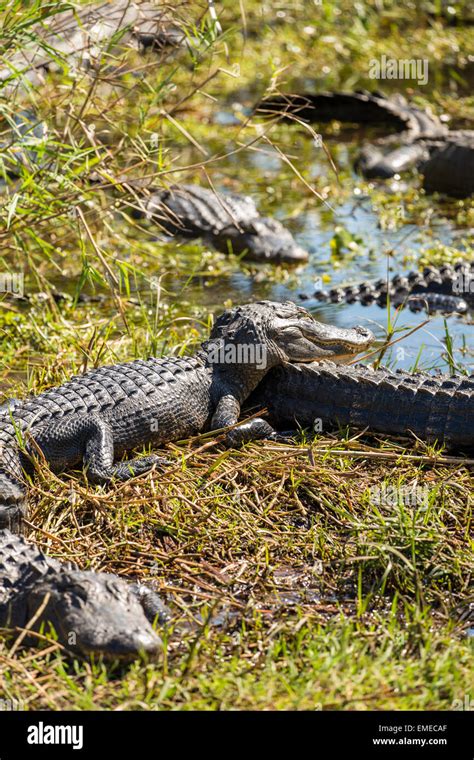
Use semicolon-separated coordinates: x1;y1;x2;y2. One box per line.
162;128;474;374
2;74;473;376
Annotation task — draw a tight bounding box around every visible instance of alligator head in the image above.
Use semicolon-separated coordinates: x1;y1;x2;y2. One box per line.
261;300;375;364
208;301;374;374
26;568;162;660
219;217;310;263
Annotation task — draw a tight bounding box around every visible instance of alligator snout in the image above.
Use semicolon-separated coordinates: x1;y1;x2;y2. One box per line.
79;625;162;660
302;321;375;363
276;244;309;264
328;324;375;363
235;220;309;263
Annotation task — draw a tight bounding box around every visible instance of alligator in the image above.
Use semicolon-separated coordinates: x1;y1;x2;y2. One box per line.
419;130;474;197
299;261;474;315
0;113;309;262
0;528;170;659
0;301;374;532
129;183;310;263
259;91;474;197
0;0;185;89
248;361;474;449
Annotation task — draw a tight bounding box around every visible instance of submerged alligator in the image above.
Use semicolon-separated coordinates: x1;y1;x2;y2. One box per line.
260;91;474;197
0;301;373;532
130;183;309;262
300;261;474;314
0;529;169;659
250;361;474;449
0;112;309;263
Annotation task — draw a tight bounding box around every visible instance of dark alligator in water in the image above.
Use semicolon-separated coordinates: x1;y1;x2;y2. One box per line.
260;91;474;197
419;131;474;197
249;362;474;449
0;528;170;659
300;261;474;315
130;183;309;263
0;302;373;532
0;0;185;89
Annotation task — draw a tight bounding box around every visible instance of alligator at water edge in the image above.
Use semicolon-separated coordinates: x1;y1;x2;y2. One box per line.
129;183;310;263
0;301;373;532
0;115;309;263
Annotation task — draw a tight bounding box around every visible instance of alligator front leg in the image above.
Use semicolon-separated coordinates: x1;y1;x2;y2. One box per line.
211;394;280;447
131;585;173;625
32;414;169;485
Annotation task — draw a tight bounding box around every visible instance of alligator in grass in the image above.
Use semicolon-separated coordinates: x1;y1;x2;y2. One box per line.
0;529;171;659
2;301;473;658
0;302;372;532
260;91;474;197
299;261;474;315
249;362;474;450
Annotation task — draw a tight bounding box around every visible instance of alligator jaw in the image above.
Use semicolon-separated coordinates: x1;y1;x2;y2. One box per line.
295;322;375;363
274;244;309;264
76;628;162;661
250;303;377;364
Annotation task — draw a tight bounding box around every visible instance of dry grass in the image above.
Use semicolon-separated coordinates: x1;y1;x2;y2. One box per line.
0;432;472;709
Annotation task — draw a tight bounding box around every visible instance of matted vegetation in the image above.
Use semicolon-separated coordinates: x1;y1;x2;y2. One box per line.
0;0;472;710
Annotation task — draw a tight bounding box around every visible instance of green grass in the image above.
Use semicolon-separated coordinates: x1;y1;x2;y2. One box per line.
0;0;472;711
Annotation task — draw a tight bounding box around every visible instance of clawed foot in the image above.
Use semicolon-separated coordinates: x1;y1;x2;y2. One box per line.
133;585;173;626
113;454;173;482
135;454;173;472
225;423;295;449
267;432;295;445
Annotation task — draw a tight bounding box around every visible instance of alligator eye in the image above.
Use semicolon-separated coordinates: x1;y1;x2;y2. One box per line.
66;588;87;607
355;326;373;338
